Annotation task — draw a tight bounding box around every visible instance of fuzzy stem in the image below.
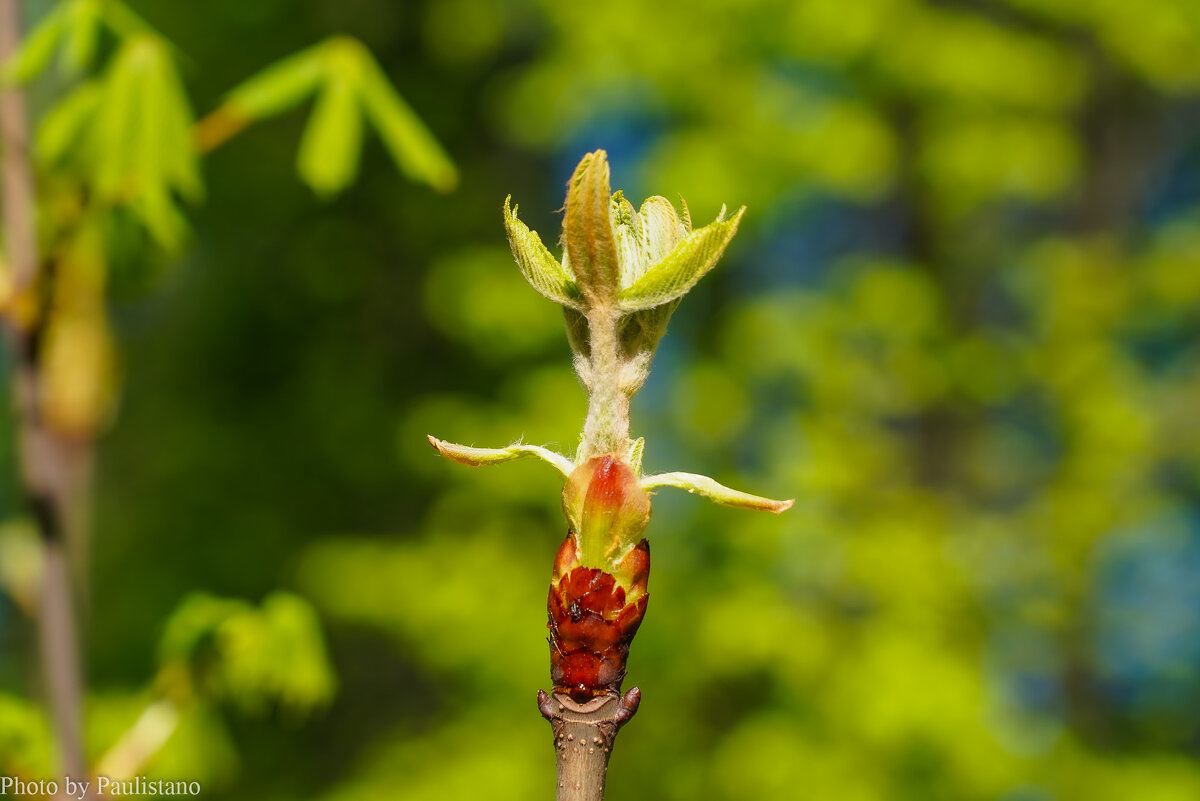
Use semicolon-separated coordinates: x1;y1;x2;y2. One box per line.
539;688;640;801
0;0;88;781
579;308;630;461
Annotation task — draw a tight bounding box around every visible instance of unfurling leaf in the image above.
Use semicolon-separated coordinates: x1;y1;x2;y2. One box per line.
563;150;620;306
504;196;583;309
617;207;745;311
641;470;793;513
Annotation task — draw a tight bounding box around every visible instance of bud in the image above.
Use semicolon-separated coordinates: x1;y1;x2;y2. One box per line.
548;535;649;700
561;455;650;571
549;455;652;699
429;151;794;711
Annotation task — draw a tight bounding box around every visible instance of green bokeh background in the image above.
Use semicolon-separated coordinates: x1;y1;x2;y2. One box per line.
4;0;1200;799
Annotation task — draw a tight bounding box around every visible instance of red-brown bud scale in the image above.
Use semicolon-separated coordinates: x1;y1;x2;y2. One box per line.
549;455;652;699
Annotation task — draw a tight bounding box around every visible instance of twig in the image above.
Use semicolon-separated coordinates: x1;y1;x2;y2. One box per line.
96;699;180;779
539;689;641;801
0;0;88;781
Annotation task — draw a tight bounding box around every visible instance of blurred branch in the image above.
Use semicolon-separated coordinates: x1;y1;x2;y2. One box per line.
194;37;457;194
95;699;180;780
0;0;87;782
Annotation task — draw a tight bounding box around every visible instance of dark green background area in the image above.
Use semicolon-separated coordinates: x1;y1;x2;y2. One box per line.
4;0;1200;799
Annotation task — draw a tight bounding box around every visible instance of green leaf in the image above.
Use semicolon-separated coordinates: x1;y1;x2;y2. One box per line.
296;58;363;197
143;36;201;201
79;35;199;248
36;80;103;165
0;692;53;777
221;42;326;122
98;0;156;38
641;470;793;514
503;196;583;309
158;594;248;665
92;36;142;199
131;186;189;251
158;592;335;715
60;0;102;74
1;6;65;84
88;35;199;248
617;206;745;312
357;46;457;192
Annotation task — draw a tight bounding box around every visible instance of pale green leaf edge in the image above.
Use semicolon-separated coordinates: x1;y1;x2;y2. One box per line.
427;435;575;478
504;196;584;310
641;470;793;513
617;206;745;312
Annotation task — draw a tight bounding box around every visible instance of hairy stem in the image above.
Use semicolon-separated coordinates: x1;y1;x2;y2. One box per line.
539;688;640;801
579;308;630;461
0;0;88;780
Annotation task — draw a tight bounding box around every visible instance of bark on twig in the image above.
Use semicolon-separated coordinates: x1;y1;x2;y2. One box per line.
0;0;88;781
539;687;640;801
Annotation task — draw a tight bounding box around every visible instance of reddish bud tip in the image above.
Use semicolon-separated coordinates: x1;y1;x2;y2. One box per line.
562;455;651;571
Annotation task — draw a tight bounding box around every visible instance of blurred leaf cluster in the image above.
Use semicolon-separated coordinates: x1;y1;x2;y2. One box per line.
3;0;1200;799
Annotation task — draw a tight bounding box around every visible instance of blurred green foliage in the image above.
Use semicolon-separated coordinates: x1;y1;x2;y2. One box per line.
3;0;1200;799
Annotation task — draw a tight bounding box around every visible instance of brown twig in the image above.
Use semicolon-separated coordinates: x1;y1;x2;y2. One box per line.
0;0;88;781
539;688;641;801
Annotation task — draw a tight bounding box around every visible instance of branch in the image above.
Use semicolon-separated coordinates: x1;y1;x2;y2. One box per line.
0;0;88;781
95;699;180;779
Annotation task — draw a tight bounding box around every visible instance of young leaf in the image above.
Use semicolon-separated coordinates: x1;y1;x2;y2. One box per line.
617;207;745;312
88;36;199;248
36;80;103;165
635;197;690;268
563;150;620;306
641;470;793;513
196;41;326;152
218;42;326;123
143;37;201;201
296;61;363;197
92;36;141;199
132;185;189;252
357;46;457;192
98;0;156;38
60;0;102;74
0;5;65;84
427;435;575;477
504;196;583;309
